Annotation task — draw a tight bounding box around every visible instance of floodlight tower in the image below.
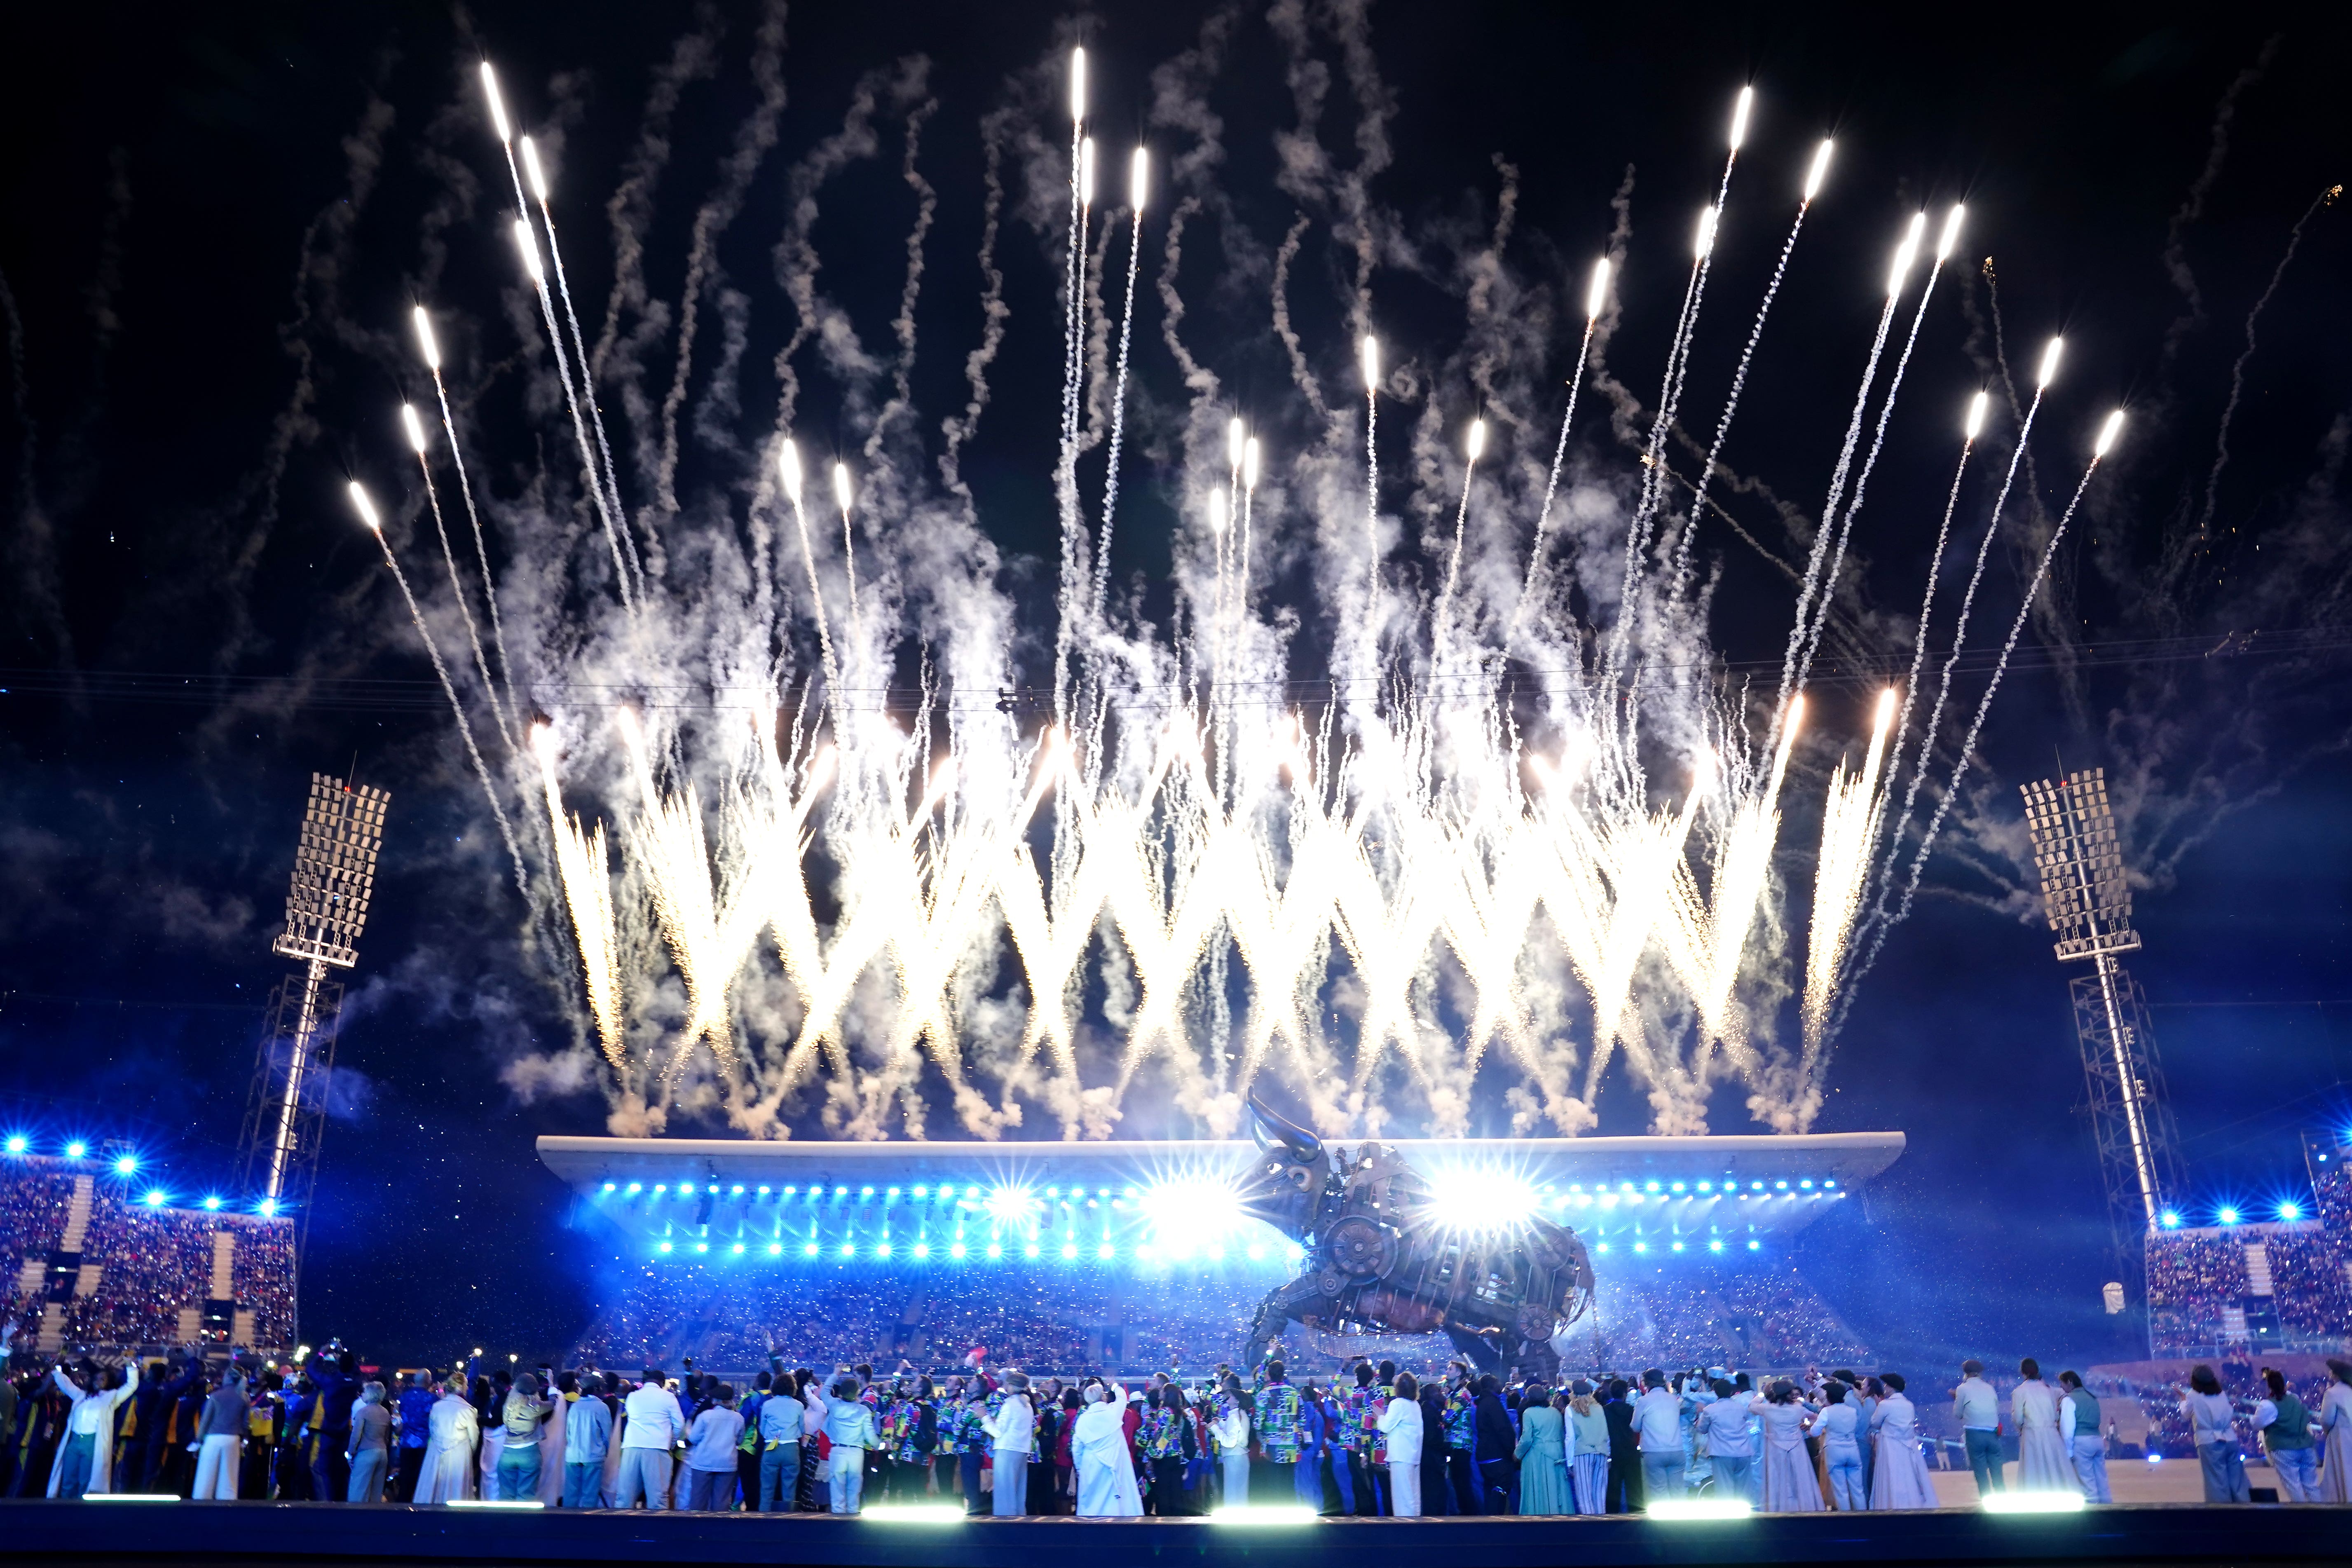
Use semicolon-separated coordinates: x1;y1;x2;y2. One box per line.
238;774;389;1214
2019;769;2184;1266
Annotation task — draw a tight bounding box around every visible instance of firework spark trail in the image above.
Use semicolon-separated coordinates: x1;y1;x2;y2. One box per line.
412;308;518;713
349;483;527;894
1800;686;1895;1073
1091;156;1148;619
528;159;633;577
400;402;514;753
485;65;645;603
1890;408;2113;932
1434;418;1486;640
1051;54;1090;729
1691;694;1804;1050
1517;260;1605;639
1360;334;1381;683
1791;210;1944;692
1848;396;1984;968
1670;143;1831;599
2196;184;2338;540
534;726;626;1069
774;441;841;706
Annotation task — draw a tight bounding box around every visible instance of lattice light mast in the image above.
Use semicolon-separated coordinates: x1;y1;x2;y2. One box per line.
255;773;388;1203
2020;769;2181;1239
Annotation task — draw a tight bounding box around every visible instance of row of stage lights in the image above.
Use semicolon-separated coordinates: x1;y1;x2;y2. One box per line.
596;1176;1843;1202
2;1135;284;1218
2158;1201;2311;1229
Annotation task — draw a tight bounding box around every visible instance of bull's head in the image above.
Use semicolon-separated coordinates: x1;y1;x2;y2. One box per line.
1235;1093;1329;1239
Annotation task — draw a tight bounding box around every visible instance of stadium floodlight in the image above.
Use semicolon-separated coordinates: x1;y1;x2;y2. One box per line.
2160;1210;2181;1228
258;1198;278;1217
2;1135;24;1155
2280;1202;2303;1221
145;1189;166;1207
2022;766;2179;1243
1138;1177;1244;1253
65;1141;87;1158
2218;1207;2240;1225
203;1195;222;1211
254;772;390;1206
114;1154;136;1174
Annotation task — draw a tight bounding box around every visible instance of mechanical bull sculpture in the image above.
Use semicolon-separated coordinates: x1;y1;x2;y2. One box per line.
1237;1096;1595;1379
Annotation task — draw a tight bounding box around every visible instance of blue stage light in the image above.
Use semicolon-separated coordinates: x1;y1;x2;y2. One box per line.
66;1141;87;1159
1671;1241;1684;1252
1696;1181;1712;1192
658;1241;673;1253
804;1243;820;1256
1098;1243;1114;1259
1824;1180;1837;1189
1746;1240;1760;1250
2279;1202;2302;1221
1670;1181;1685;1193
1595;1242;1610;1254
695;1242;708;1254
2219;1207;2240;1225
2;1135;24;1155
914;1243;930;1258
835;1186;849;1197
1774;1180;1788;1191
114;1154;137;1175
603;1182;616;1192
655;1184;668;1194
951;1243;967;1259
888;1186;900;1198
732;1184;745;1195
144;1189;165;1207
986;1243;1002;1259
914;1186;929;1198
877;1243;893;1258
1799;1180;1813;1190
731;1243;745;1254
627;1182;642;1193
1025;1244;1040;1259
1633;1242;1647;1253
769;1243;783;1255
841;1243;856;1257
1645;1181;1660;1193
758;1185;770;1195
862;1186;875;1198
2161;1210;2182;1228
1061;1243;1078;1259
258;1198;278;1217
1708;1240;1723;1253
202;1195;221;1211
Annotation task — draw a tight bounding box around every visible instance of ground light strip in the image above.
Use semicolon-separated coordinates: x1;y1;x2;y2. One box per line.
1981;1491;2086;1514
861;1505;967;1522
86;1494;180;1502
1646;1498;1753;1521
447;1498;546;1509
1209;1505;1320;1524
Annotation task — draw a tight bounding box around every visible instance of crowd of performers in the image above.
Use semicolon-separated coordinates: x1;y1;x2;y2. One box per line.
8;1333;2352;1514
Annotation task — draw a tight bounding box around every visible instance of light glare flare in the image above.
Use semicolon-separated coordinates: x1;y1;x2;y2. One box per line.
513;218;543;284
1427;1168;1541;1234
1803;139;1834;202
777;438;804;502
2037;336;2064;388
480;62;511;143
1936;203;1965;260
520;136;551;202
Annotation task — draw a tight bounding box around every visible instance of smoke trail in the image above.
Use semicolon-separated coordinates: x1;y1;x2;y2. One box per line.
1270;213;1330;422
1092;198;1147;618
1050;65;1088;729
519;218;639;608
542;174;643;588
653;3;792;534
2160;35;2280;370
367;515;527;894
1516;321;1594;633
938;111;1011;511
867;91;940;464
1672;195;1813;597
2195;185;2338;540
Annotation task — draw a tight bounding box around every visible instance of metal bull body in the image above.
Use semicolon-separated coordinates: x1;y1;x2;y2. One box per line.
1237;1097;1596;1378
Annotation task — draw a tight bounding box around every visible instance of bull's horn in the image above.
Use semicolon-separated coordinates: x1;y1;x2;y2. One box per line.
1246;1093;1322;1162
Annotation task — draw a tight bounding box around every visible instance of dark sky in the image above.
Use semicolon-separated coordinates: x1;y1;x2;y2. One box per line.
2;2;2349;1373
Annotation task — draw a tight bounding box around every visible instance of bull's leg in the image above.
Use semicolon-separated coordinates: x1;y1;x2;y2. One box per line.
1444;1323;1502;1373
1245;1274;1334;1367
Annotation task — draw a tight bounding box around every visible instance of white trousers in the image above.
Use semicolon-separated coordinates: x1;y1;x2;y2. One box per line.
193;1435;242;1500
1389;1460;1422;1516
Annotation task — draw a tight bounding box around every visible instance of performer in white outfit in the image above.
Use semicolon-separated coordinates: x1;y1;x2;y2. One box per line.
414;1380;481;1505
1756;1382;1823;1513
1867;1374;1937;1509
989;1372;1035;1517
1376;1373;1425;1516
2010;1360;2072;1491
46;1359;141;1498
1815;1383;1865;1509
1071;1385;1143;1516
2320;1359;2352;1504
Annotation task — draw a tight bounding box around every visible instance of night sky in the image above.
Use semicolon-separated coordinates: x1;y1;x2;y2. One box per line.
2;2;2348;1374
